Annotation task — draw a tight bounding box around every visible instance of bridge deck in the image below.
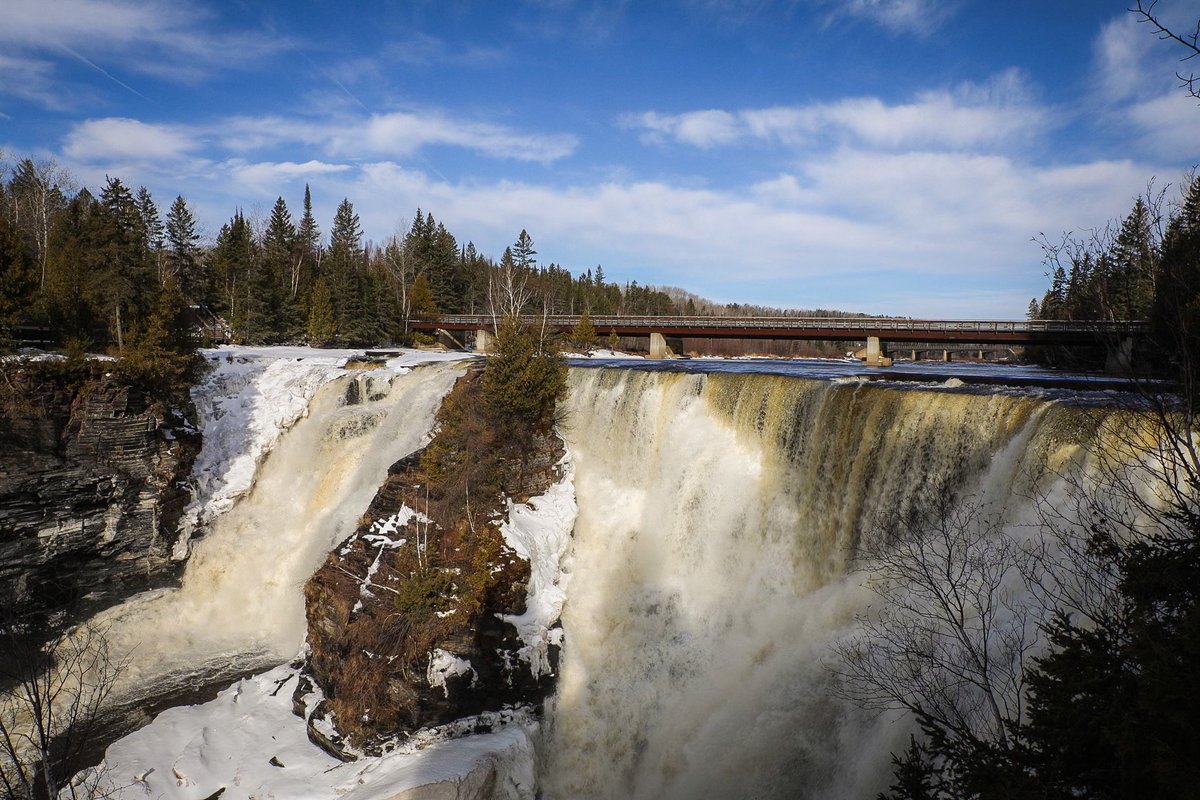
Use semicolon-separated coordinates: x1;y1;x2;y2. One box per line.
413;315;1143;346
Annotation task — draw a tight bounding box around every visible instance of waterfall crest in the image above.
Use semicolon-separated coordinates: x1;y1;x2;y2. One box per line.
545;367;1110;800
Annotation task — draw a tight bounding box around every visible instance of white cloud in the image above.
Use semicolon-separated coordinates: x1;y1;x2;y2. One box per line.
219;110;578;163
350;112;578;163
1096;15;1156;102
818;0;958;36
62;118;196;162
631;110;743;148
624;71;1050;152
0;53;70;110
231;147;1153;318
226;159;353;192
1;0;285;89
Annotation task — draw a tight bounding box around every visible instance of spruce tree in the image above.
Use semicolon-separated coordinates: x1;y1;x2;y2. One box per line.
165;195;202;300
97;176;153;348
297;184;321;298
307;277;335;345
327;198;363;341
135;186;164;285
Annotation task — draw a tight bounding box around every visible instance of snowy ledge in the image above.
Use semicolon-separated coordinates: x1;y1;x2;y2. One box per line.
78;662;538;800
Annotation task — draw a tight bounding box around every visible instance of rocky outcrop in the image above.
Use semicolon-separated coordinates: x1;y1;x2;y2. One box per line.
303;367;566;754
0;364;200;626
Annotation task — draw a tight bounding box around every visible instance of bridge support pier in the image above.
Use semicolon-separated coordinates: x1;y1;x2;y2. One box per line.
1105;337;1134;375
864;336;892;367
475;328;494;354
649;332;673;359
942;350;952;362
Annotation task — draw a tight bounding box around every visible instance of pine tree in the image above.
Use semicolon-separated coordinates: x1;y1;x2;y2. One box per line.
569;310;597;353
97;176;153;349
1109;197;1158;319
135;186;165;285
297;184;321;297
513;229;536;271
410;273;438;317
210;211;258;341
165;195;202;300
307;277;335;345
326;198;363;341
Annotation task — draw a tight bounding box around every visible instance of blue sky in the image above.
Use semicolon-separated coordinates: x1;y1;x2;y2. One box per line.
1;0;1196;317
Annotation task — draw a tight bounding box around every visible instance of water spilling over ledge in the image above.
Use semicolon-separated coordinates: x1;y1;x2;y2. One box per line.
544;366;1121;799
59;355;1149;799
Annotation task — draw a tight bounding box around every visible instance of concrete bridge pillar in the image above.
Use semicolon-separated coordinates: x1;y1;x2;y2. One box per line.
1105;337;1134;375
942;350;952;362
911;349;918;362
475;328;494;354
649;332;673;359
864;336;892;367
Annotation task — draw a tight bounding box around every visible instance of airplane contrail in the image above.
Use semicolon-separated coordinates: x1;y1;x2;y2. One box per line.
59;44;153;103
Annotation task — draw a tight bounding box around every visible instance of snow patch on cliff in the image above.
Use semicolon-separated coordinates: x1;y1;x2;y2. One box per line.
498;452;577;678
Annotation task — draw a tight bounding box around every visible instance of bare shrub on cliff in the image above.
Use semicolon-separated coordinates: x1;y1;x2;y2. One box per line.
0;619;124;799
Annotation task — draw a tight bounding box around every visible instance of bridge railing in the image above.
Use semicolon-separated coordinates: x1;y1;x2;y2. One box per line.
425;315;1147;335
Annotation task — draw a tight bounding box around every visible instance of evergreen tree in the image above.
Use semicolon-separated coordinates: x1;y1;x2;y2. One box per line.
410;273;438;317
210;211;258;341
165;195;202;300
326;198;364;341
135;186;165;285
513;229;537;272
1109;197;1158;319
307;277;335;345
297;183;321;297
569;310;597;353
97;176;153;349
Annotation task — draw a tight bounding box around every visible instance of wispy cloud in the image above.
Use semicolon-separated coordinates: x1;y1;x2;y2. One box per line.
225;159;352;192
0;0;287;103
60;107;579;170
813;0;960;36
1092;11;1197;161
382;34;506;67
0;53;75;111
218;110;578;163
623;70;1051;152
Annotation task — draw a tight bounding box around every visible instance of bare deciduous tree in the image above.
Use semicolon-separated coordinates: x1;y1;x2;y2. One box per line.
830;498;1037;753
1134;1;1200;101
0;621;125;800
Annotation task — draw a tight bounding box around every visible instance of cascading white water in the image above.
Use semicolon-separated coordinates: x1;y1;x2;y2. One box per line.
92;361;466;705
543;368;1099;800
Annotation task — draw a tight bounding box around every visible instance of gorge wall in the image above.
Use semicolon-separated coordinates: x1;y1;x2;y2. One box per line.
0;364;199;628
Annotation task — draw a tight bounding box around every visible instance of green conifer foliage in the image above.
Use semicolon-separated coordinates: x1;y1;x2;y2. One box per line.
480;315;566;438
307;277;336;345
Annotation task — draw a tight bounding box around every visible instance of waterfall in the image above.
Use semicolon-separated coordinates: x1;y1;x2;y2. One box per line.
92;360;466;707
543;367;1105;800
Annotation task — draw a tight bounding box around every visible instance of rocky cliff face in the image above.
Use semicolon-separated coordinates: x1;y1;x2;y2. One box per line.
302;368;567;757
0;364;200;627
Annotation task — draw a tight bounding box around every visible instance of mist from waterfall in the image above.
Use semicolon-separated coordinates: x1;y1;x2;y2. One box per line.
544;368;1105;800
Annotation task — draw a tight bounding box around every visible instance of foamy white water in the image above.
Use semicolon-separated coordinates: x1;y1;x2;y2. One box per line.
94;356;468;703
544;368;1100;800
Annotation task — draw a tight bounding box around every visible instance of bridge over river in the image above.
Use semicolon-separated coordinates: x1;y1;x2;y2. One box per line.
412;314;1146;366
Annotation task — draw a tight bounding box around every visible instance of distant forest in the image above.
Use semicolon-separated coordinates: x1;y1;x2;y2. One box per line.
0;159;863;353
1029;172;1200;371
